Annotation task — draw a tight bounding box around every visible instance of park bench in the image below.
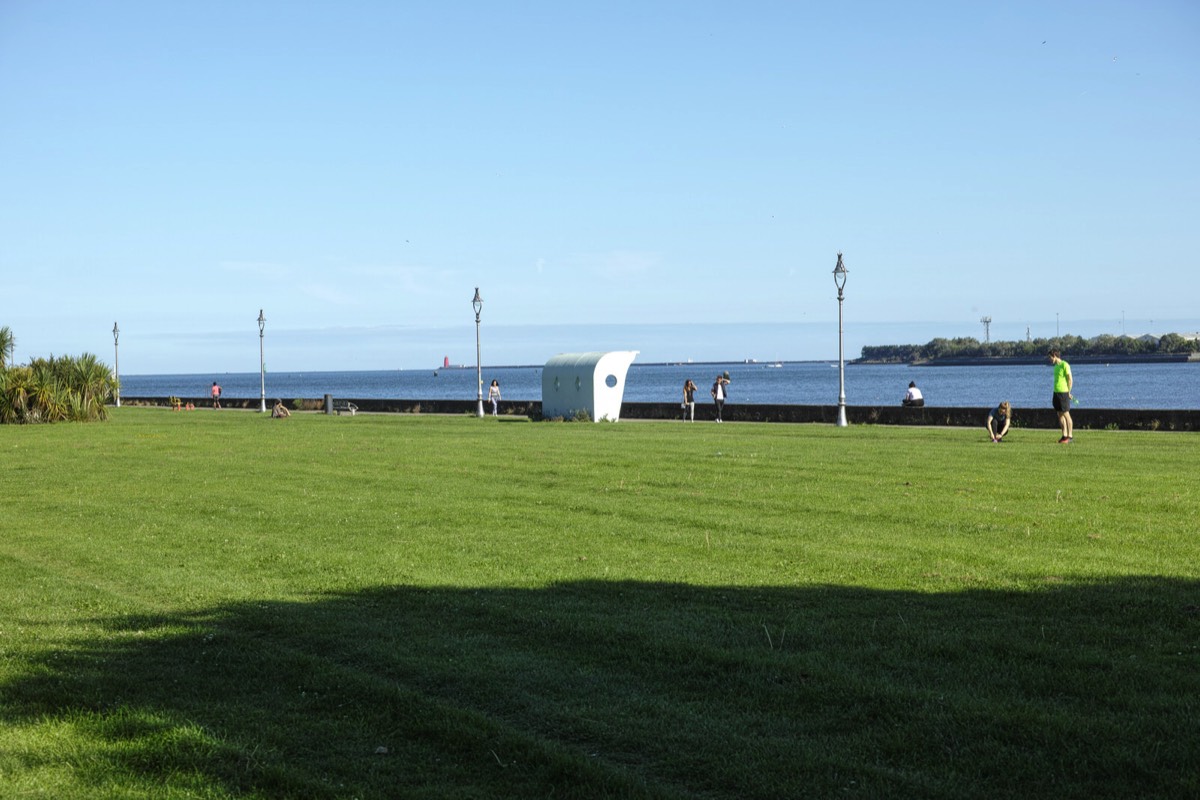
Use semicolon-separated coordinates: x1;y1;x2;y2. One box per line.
332;400;358;416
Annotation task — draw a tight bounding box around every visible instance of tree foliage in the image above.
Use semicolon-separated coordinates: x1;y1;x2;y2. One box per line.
0;345;117;424
860;333;1198;363
0;325;14;369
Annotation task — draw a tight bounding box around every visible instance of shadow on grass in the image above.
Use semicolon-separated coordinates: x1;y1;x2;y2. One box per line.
3;579;1198;799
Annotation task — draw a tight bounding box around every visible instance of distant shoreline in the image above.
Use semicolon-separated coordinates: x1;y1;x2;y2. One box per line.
857;353;1199;367
436;359;834;371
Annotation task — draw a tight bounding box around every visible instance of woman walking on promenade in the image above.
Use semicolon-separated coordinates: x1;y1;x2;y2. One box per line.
682;379;697;421
487;379;501;416
711;372;729;423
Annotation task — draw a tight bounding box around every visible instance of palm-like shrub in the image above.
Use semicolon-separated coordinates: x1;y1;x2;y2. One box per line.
0;366;30;423
0;326;14;369
0;351;117;424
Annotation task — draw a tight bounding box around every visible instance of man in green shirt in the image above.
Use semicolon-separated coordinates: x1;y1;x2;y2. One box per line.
1048;349;1073;443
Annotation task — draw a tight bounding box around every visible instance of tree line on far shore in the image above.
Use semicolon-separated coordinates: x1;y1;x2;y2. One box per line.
859;332;1199;363
0;326;117;423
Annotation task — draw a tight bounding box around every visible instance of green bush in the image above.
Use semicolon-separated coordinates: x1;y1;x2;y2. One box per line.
0;349;116;424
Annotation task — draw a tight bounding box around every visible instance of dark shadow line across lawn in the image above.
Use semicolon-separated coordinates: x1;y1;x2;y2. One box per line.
2;578;1198;799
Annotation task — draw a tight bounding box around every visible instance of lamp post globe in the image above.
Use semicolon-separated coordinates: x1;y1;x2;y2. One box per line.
257;309;266;413
112;322;120;408
833;253;848;428
472;288;484;418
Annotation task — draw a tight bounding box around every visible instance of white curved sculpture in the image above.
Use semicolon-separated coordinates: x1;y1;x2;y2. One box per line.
541;351;639;422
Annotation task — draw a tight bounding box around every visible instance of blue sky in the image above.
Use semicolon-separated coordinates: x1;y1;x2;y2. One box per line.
2;1;1197;373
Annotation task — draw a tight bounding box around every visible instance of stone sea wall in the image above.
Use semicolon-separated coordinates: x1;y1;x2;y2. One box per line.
120;397;1199;432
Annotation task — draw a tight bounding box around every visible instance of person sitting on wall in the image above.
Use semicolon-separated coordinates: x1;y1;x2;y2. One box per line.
902;381;925;407
271;399;291;418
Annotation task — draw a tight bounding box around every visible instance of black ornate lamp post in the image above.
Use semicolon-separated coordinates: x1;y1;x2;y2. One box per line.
257;309;266;413
472;288;484;418
833;253;848;428
112;322;120;408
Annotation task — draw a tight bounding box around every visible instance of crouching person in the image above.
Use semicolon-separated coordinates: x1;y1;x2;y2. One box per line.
987;401;1011;442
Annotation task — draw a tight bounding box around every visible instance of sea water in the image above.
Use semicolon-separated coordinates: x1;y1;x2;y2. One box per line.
121;361;1200;410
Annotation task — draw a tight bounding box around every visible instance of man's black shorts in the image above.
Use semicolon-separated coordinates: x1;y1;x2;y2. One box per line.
1053;392;1072;413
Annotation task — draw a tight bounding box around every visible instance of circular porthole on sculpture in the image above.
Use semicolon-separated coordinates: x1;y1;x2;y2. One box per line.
605;374;618;388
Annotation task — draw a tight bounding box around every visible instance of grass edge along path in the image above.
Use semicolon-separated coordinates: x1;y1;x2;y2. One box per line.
1;410;1197;799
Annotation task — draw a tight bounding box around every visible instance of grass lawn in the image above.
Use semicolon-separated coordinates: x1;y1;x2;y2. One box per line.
1;409;1197;799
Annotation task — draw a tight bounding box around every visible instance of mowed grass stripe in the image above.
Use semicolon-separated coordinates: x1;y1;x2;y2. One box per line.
1;410;1196;798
